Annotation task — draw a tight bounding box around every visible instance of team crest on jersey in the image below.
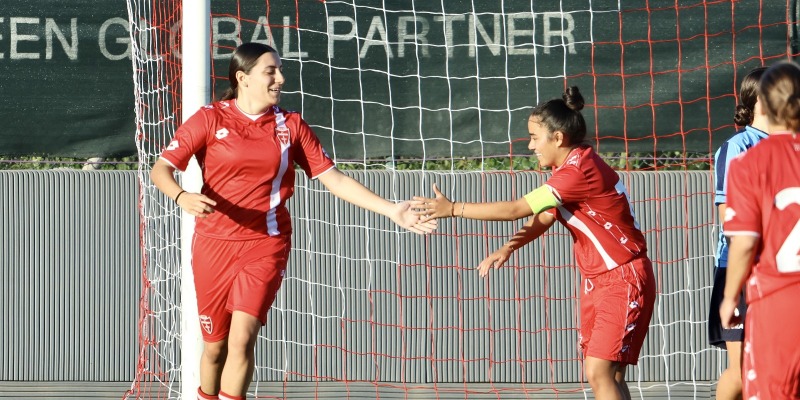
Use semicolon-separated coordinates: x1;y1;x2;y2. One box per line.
166;139;179;151
276;125;291;147
199;315;213;334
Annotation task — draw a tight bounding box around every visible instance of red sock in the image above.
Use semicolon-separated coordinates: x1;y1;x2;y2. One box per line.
197;387;219;400
218;391;245;400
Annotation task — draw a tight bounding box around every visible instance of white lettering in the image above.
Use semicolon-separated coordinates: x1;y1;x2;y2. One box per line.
213;17;241;59
250;16;276;47
397;16;429;58
434;15;465;58
0;18;4;59
359;16;392;58
11;17;40;60
45;18;78;60
99;17;130;60
469;14;501;57
507;13;534;55
282;16;307;58
543;12;576;54
327;16;356;58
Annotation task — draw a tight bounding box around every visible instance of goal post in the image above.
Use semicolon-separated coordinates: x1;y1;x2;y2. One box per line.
180;1;210;398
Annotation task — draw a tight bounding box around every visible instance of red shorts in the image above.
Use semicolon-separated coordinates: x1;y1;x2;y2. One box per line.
191;234;290;342
580;256;655;365
743;286;800;399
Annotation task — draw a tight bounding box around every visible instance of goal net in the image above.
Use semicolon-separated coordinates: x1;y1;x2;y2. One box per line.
126;1;798;398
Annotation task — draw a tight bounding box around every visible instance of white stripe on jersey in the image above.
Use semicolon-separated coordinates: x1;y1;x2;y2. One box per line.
614;180;640;230
558;205;618;270
267;108;291;236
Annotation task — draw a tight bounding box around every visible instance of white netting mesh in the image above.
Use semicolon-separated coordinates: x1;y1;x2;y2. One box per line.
126;1;795;399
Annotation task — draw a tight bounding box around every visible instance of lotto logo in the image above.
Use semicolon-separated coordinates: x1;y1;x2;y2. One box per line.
215;128;229;140
199;315;213;334
166;140;179;151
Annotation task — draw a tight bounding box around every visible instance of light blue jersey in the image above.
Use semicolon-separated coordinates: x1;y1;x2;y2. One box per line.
713;125;767;268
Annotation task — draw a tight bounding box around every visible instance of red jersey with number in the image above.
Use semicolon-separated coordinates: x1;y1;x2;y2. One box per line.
160;100;335;239
542;145;647;278
724;133;800;303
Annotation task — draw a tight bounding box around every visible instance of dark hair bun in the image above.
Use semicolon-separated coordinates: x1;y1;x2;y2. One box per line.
563;86;585;112
733;104;754;126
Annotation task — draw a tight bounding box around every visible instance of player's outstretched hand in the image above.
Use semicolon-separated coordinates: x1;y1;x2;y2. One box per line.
476;245;513;277
412;183;454;223
719;297;742;329
176;192;217;218
391;200;438;235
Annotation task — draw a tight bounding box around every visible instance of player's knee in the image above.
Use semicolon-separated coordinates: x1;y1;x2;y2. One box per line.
202;341;228;365
226;330;258;356
585;363;615;389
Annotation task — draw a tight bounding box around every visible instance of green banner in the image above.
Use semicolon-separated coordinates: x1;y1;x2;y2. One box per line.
1;1;796;158
0;0;135;157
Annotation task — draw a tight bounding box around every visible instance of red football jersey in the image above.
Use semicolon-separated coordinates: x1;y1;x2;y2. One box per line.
160;100;335;239
542;146;647;278
724;133;800;303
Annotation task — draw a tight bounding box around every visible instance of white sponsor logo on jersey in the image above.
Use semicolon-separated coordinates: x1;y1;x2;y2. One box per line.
724;207;737;222
566;153;580;166
199;315;213;335
215;128;229;140
166;139;179;151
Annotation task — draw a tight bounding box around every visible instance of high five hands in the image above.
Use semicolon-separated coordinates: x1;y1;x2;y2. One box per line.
412;183;454;223
391;200;438;235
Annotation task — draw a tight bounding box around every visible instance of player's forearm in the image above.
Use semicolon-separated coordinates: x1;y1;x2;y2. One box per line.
319;169;393;216
150;158;184;200
723;235;758;300
505;212;556;250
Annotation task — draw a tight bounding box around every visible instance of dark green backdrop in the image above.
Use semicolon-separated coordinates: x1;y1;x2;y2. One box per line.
1;1;797;158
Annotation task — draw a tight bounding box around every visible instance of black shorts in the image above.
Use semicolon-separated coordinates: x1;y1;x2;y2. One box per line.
707;267;747;349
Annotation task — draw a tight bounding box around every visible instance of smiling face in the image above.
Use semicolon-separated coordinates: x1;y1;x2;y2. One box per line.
237;51;285;109
527;117;564;168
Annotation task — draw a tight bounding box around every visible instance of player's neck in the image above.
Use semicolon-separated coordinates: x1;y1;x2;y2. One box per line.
767;122;794;135
751;116;769;134
235;98;271;115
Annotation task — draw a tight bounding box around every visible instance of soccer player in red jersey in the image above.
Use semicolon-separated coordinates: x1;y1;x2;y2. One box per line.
721;60;800;400
413;87;655;400
150;43;436;400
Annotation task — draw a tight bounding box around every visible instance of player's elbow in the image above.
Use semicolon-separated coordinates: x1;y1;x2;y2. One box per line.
507;200;534;221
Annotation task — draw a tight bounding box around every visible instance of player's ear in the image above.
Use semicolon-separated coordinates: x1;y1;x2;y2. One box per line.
755;95;767;118
553;131;566;146
236;70;248;86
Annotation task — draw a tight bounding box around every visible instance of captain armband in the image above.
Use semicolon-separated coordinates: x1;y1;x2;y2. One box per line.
523;186;559;214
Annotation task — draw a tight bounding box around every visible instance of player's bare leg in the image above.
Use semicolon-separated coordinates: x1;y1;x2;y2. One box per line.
585;357;624;400
200;338;228;396
716;341;743;400
615;365;631;400
220;311;261;396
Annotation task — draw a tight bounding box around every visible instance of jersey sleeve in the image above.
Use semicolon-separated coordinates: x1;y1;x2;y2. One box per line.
543;165;591;204
723;155;762;237
714;140;744;206
159;108;210;171
291;116;336;179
